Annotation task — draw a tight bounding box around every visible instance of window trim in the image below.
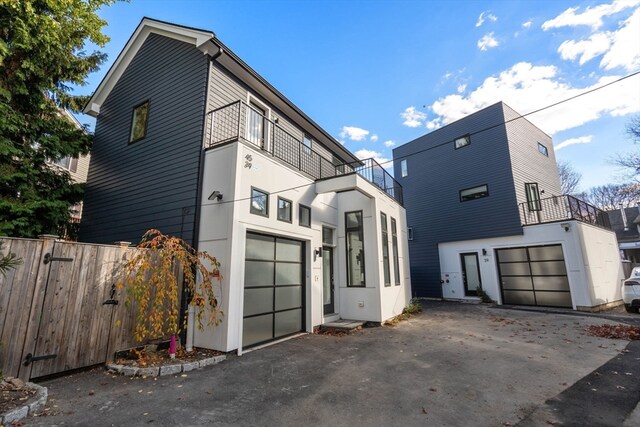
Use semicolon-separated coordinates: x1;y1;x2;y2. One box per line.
277;196;293;223
129;100;150;144
249;187;269;217
345;210;366;287
381;212;391;287
459;184;489;202
391;217;401;286
454;134;471;150
537;142;549;157
298;204;311;228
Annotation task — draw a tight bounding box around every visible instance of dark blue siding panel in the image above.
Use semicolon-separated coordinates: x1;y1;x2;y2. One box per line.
80;34;209;245
393;102;523;298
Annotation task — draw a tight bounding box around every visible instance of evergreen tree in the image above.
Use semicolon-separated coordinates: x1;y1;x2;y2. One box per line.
0;0;116;237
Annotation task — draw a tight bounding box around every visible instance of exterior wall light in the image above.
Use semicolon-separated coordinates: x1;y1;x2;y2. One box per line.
208;190;223;201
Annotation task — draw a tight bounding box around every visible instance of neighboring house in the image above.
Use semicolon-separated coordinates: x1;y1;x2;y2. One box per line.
80;18;410;352
393;102;622;311
607;206;640;265
50;109;91;222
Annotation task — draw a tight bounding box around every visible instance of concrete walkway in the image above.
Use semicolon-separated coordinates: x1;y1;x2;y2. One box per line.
27;301;637;426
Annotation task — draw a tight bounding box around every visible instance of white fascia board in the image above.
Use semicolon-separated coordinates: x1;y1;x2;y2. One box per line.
83;18;214;116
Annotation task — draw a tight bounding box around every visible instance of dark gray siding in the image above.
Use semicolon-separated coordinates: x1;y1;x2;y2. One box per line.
80;33;209;245
393;102;522;297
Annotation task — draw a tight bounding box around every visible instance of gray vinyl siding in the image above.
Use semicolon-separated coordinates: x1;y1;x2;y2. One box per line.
80;33;209;245
502;103;562;207
393;102;523;298
207;62;335;164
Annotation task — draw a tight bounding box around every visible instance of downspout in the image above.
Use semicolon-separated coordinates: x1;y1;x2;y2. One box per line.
183;43;224;350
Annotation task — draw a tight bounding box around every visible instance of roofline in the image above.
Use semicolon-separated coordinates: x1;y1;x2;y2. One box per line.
82;17;215;116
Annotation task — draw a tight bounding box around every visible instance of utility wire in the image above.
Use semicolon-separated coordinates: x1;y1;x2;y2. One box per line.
208;70;640;205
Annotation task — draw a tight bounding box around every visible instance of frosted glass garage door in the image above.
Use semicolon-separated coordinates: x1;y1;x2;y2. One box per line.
496;244;572;308
243;233;304;347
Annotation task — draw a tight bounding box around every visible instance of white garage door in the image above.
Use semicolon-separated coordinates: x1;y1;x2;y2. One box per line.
243;233;304;348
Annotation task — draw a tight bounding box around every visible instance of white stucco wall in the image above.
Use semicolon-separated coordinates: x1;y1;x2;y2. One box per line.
195;142;411;352
439;221;623;310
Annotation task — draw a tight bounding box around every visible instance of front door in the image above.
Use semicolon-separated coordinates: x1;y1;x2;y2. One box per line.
322;247;335;314
246;102;267;149
461;253;482;297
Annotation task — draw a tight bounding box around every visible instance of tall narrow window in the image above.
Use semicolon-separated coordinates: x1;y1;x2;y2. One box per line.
381;212;391;287
391;217;400;286
525;183;541;211
129;101;149;143
400;159;408;177
299;204;311;227
345;211;365;287
246;100;267;148
302;135;312;155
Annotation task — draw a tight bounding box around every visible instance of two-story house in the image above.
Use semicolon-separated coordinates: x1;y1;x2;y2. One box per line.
393;102;622;311
80;18;410;352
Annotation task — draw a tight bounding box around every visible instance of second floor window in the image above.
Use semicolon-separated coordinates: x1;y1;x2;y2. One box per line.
277;197;292;222
250;187;269;217
460;184;489;202
302;135;312;155
400;159;408;177
129;101;149;143
381;212;391;287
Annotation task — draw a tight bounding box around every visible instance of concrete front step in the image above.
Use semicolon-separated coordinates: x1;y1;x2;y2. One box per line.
320;319;365;331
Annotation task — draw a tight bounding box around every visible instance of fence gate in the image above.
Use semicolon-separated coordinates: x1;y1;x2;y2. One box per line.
1;236;139;380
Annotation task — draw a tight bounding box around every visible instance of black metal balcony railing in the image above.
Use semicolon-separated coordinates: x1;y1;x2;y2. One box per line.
519;194;611;230
205;100;403;205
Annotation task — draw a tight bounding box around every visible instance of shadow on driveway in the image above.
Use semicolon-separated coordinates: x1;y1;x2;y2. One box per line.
29;301;636;426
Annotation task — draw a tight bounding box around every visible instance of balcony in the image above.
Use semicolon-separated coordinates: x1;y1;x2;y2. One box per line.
205;100;403;205
519;195;611;230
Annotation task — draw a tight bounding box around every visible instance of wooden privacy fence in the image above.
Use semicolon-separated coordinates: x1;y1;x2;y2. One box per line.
0;235;181;380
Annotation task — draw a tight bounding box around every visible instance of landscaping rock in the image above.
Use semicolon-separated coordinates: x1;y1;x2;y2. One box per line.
160;364;182;376
121;366;139;376
2;405;28;424
27;383;48;414
182;361;199;372
138;367;160;377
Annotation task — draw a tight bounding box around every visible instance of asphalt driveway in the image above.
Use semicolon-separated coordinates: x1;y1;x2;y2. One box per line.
27;301;639;426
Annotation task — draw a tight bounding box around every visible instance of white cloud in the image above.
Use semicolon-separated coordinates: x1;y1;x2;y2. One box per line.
426;61;640;135
542;0;639;30
476;11;497;27
558;33;612;65
383;139;396;148
477;33;499;51
339;126;369;141
370;134;379;142
457;83;467;93
554;135;593;150
557;7;640;71
600;7;640;71
401;106;427;127
522;20;533;29
354;149;390;166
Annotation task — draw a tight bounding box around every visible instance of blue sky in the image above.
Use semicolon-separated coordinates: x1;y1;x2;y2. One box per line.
78;0;640;191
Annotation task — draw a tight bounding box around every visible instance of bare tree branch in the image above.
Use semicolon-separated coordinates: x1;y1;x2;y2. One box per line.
557;160;582;195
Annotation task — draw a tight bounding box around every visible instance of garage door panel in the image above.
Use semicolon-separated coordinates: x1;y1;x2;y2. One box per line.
501;276;534;290
503;290;536;305
275;286;301;311
275;263;302;285
532;276;570;292
275;309;302;338
244;288;274;316
535;291;572;307
500;262;531;276
276;239;302;261
497;248;528;262
530;261;567;276
528;245;564;261
243;314;273;347
246;234;274;260
245;261;274;287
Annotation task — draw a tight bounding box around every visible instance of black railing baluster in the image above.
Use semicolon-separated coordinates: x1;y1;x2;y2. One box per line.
518;194;610;230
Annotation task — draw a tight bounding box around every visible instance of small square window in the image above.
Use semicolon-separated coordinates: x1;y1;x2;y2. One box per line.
454;134;470;149
400;159;408;177
302;135;312;155
277;197;292;222
460;184;489;202
129;101;149;143
299;204;311;227
538;142;548;156
250;187;269;217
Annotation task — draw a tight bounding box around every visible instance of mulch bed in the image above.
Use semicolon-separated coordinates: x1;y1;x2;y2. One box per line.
0;377;36;415
586;324;640;340
115;346;223;368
